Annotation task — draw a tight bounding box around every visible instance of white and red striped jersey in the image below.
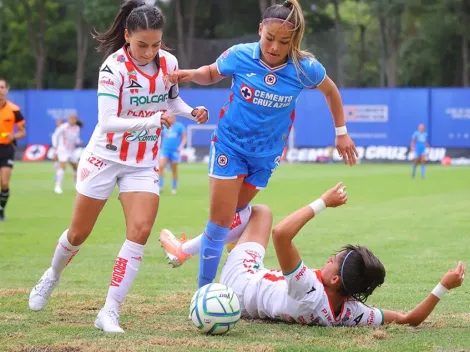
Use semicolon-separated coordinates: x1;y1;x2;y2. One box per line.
244;260;384;327
86;46;178;167
52;123;81;151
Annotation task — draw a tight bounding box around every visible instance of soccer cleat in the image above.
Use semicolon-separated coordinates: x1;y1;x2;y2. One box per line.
29;268;61;311
159;229;191;268
0;209;5;221
95;308;125;333
54;185;63;194
171;189;177;195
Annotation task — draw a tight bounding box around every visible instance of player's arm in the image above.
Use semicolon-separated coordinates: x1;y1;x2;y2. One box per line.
12;110;26;141
178;131;187;151
410;133;416;150
382;262;466;326
51;124;65;149
169;46;239;86
313;66;358;166
272;182;348;274
167;67;209;125
97;64;169;133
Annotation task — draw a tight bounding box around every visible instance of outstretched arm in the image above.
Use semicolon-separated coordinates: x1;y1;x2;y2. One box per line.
383;261;466;326
169;63;225;86
272;182;348;274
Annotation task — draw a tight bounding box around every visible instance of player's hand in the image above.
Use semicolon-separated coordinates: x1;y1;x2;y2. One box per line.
321;182;347;208
441;261;466;290
160;112;175;129
336;134;358;166
2;133;14;141
168;70;195;84
192;107;209;124
52;153;58;161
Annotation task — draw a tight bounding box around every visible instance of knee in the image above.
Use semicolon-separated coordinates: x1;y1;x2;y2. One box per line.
127;221;153;245
67;226;91;246
251;204;272;219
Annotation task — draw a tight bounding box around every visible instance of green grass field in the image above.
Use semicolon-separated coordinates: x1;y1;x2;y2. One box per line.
1;162;470;352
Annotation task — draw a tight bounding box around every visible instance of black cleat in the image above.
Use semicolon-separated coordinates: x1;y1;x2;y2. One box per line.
0;209;4;221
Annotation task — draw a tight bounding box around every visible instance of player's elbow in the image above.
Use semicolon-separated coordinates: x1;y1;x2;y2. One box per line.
272;224;286;245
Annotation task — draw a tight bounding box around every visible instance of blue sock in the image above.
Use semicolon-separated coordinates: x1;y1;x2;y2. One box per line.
411;164;417;178
160;176;164;188
236;203;250;213
198;221;230;288
421;164;425;178
172;179;177;191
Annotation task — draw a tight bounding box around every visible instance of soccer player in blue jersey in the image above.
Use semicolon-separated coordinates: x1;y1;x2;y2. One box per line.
159;120;187;194
410;123;430;179
161;0;358;288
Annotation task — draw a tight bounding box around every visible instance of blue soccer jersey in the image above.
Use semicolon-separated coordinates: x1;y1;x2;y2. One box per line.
162;122;186;151
215;42;326;157
412;131;428;147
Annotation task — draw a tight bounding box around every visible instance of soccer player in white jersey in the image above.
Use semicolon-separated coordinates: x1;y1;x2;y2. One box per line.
28;0;208;333
51;113;82;194
218;184;466;327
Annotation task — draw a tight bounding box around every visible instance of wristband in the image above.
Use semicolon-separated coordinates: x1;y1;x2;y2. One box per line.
335;126;348;136
431;282;449;300
309;198;326;215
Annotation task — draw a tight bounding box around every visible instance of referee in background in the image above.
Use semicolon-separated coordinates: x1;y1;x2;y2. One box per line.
0;78;26;221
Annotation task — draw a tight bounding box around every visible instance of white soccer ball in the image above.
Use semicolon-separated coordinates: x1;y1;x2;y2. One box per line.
189;283;241;335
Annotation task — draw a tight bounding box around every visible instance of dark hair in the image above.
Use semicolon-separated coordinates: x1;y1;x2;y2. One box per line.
262;0;312;85
337;245;385;303
93;0;166;60
76;119;84;128
0;78;9;88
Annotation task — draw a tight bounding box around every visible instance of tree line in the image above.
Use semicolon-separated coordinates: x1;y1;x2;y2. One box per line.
0;0;468;89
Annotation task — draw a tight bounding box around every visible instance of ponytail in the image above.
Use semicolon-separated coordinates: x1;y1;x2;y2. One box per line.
93;0;145;60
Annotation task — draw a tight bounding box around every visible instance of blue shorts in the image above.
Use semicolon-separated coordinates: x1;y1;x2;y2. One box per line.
415;146;426;157
161;149;181;163
208;140;282;189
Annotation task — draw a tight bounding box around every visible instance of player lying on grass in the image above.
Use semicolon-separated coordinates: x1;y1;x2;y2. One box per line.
217;183;465;327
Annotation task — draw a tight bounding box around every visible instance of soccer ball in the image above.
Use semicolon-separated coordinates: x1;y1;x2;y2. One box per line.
189;283;241;335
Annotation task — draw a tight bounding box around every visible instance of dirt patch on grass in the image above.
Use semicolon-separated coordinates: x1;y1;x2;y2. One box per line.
0;288;29;297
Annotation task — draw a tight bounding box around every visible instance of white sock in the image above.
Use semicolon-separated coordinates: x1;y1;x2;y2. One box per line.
50;229;81;279
181;206;252;256
55;168;64;187
104;240;145;312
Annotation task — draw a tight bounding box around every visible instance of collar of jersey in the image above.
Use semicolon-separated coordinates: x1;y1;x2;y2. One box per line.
252;41;292;71
122;45;160;81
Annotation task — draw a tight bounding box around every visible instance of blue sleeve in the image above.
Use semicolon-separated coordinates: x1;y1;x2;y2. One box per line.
301;57;327;88
411;131;417;139
179;123;186;134
216;45;239;76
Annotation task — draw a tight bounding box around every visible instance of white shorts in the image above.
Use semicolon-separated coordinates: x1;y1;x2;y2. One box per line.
75;150;160;200
57;149;79;163
219;242;266;317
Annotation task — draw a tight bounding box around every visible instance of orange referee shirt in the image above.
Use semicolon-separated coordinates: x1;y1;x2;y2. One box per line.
0;101;25;145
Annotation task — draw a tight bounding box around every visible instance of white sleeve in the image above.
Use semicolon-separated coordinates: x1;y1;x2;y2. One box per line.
97;63;162;133
284;261;321;302
347;302;384;327
167;96;196;120
51;125;65;148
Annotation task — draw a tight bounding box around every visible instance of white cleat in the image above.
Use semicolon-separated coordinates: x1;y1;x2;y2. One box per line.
54;185;63;194
95;308;125;333
171;189;177;195
29;268;61;311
